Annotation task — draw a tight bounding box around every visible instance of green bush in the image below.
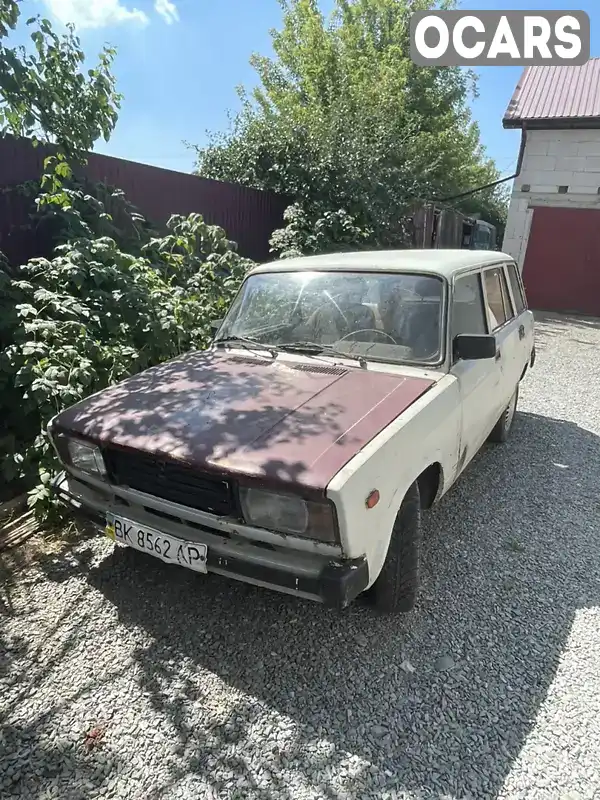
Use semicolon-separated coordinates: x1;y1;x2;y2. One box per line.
0;211;252;518
269;203;374;259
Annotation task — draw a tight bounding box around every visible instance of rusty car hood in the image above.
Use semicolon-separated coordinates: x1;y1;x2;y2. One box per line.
52;350;435;493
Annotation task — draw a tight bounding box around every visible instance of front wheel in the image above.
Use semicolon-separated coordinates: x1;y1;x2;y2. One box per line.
488;386;519;444
366;481;422;613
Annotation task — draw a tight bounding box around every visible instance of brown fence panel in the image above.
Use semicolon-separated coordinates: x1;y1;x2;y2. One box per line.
0;190;54;273
0;136;289;265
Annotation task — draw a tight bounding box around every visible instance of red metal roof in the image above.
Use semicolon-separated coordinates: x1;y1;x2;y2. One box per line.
504;59;600;128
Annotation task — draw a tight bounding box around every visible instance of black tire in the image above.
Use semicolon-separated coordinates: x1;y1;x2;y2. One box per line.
488;385;519;444
367;481;422;613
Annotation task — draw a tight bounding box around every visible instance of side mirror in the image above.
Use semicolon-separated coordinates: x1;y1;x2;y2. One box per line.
210;319;223;334
453;333;496;361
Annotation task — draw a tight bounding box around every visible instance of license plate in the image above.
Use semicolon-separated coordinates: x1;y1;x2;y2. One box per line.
106;514;207;574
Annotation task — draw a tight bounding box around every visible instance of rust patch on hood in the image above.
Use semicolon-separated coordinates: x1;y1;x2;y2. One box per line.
52;350;434;494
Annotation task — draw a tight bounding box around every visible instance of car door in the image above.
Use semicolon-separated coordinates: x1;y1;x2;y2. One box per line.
504;260;535;374
450;270;502;471
481;265;520;412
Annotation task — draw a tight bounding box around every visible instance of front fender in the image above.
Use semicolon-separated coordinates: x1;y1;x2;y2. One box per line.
326;376;460;586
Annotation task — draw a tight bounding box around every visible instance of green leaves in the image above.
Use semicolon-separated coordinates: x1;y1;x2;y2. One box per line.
0;5;120;161
0;2;19;36
17;304;38;319
269;203;371;258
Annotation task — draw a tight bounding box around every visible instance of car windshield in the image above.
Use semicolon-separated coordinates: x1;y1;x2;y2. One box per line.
215;270;445;365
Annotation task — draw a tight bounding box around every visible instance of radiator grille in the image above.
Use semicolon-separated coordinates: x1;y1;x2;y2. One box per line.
103;447;234;516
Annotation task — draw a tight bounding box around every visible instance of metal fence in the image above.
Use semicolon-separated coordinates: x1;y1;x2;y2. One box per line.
0;135;289;266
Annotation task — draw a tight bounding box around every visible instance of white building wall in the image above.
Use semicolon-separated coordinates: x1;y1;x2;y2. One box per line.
503;128;600;268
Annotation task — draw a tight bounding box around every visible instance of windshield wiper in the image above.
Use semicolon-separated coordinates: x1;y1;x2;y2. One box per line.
277;341;324;353
214;335;277;358
278;342;367;367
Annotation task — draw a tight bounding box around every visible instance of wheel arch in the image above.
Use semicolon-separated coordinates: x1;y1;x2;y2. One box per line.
416;461;444;510
366;459;443;583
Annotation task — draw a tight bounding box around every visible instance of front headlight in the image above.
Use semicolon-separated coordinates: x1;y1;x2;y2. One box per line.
239;487;338;543
66;439;107;478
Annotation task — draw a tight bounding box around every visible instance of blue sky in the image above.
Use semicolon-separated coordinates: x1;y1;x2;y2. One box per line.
12;0;600;179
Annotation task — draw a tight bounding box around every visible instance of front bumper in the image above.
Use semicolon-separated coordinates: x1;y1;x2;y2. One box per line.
52;471;369;609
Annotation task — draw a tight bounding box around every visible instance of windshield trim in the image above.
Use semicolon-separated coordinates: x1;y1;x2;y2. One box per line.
215;268;449;369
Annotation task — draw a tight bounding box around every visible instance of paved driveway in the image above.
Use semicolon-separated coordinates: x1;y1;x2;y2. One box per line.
1;313;600;800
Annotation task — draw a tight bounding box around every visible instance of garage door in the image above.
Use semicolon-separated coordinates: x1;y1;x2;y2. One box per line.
522;206;600;316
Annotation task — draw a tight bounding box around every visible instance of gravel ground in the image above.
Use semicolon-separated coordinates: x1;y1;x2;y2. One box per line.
2;312;600;800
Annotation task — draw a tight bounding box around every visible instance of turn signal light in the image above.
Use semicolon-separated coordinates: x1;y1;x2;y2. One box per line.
366;490;380;509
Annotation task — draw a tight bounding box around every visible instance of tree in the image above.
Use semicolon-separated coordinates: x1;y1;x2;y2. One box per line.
0;0;124;252
195;0;508;253
0;1;121;159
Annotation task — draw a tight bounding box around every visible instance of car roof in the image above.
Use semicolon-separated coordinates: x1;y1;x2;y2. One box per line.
248;249;512;279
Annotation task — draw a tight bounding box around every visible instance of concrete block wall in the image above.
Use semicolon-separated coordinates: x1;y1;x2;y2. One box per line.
503;128;600;268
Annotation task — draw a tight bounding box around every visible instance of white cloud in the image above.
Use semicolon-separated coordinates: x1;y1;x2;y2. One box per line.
154;0;179;25
42;0;150;29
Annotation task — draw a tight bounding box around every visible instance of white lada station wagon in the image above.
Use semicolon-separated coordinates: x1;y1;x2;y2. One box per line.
50;250;535;613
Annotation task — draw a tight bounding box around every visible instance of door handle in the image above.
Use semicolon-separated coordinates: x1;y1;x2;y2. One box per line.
495;348;501;361
518;324;525;340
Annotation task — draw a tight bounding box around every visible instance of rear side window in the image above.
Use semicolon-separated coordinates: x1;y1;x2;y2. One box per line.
483;267;513;330
451;273;487;337
506;262;526;314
